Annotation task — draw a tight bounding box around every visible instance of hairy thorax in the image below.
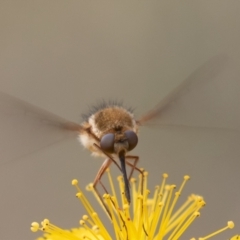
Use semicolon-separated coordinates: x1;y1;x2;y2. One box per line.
78;106;138;157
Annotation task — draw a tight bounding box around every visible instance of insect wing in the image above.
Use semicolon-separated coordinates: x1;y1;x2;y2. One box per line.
137;55;240;132
0;92;81;165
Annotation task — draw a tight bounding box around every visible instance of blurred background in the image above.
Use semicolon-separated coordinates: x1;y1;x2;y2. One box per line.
0;1;240;239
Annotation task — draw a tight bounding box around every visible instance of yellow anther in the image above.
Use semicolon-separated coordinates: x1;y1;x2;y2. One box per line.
175;191;180;197
163;173;168;178
158;202;163;207
92;212;98;217
31;222;39;228
144;171;148;176
103;194;110;199
137;195;143;200
30;222;39;232
231;235;240;240
43;219;49;225
130;178;136;183
76;193;82;198
86;183;93;191
184;175;190;180
228;221;234;229
117;176;123;180
194;212;200;217
92;225;99;232
71;179;78;185
80;220;85;225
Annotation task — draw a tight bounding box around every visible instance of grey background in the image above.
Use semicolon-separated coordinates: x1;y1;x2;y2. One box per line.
0;1;240;239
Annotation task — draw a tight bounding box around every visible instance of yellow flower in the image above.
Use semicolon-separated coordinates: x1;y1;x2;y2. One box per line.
31;169;238;239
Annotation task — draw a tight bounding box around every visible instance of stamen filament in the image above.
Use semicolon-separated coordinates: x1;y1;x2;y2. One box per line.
199;221;234;240
31;169;237;240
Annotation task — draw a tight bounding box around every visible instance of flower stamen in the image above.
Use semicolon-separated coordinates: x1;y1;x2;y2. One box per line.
31;168;238;240
197;221;234;240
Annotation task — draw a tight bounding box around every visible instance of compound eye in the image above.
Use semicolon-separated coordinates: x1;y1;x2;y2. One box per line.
124;130;138;151
100;133;115;153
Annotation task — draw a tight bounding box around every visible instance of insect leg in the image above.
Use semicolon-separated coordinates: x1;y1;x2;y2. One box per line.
92;143;123;217
91;158;112;217
93;143;122;172
92;158;112;188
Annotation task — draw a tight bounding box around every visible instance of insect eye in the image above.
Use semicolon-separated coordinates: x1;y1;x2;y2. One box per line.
100;133;115;153
124;130;138;151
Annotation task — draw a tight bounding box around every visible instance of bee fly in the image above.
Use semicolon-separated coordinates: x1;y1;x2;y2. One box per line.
75;55;227;204
0;55;226;206
79;102;140;203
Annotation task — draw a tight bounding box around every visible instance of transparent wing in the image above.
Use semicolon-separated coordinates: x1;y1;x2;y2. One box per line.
0;92;82;165
137;55;240;133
